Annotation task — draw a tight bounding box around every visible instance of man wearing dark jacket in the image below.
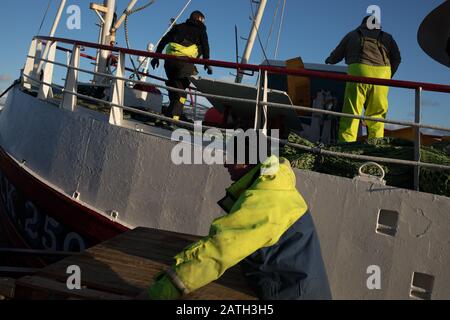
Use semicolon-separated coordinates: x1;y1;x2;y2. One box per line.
151;11;212;121
326;16;401;142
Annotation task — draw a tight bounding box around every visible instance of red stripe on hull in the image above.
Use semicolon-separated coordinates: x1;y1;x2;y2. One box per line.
0;145;130;245
0;198;47;267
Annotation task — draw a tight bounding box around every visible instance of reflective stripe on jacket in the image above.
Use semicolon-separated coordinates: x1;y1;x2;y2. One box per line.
171;156;309;293
166;42;199;59
156;18;210;59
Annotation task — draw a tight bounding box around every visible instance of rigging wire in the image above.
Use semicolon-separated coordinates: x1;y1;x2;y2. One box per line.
37;0;52;36
124;0;156;80
249;0;271;66
156;0;193;49
274;0;286;59
149;0;192;80
249;0;272;86
135;0;192;78
264;0;281;52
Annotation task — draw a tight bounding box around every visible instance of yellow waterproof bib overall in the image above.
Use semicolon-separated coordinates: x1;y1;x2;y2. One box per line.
338;63;391;142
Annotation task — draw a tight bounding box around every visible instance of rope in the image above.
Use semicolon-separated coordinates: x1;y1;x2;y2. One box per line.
123;1;156;80
274;0;286;59
36;0;52;36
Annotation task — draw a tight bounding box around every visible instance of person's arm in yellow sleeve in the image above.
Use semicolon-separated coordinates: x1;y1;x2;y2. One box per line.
148;189;305;299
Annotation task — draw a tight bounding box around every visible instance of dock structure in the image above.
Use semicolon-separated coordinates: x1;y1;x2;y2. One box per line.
11;228;256;300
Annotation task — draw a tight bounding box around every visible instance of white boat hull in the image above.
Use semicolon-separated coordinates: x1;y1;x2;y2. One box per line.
1;85;449;299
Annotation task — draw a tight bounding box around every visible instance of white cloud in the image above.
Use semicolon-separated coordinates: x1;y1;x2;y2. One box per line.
385;124;449;137
216;75;237;83
421;99;440;107
385;124;407;131
421;128;450;137
0;74;12;82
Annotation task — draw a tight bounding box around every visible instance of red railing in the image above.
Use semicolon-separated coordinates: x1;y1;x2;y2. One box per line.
35;36;450;94
27;36;450;191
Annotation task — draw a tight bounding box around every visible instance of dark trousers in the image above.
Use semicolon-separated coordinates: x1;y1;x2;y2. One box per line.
165;78;190;118
164;60;196;118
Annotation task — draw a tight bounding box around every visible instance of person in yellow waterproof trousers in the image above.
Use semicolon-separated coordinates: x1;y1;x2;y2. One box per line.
145;152;331;300
326;16;401;142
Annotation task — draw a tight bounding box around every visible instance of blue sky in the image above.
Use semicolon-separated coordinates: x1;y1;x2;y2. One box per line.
0;0;448;129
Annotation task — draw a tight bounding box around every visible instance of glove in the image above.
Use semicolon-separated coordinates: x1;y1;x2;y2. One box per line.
325;57;332;65
151;58;160;70
148;273;182;300
204;65;213;75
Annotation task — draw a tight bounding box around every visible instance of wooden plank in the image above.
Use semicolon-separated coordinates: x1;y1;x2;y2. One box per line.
15;227;257;300
0;278;15;299
37;249;254;299
0;248;76;257
15;276;131;300
0;266;41;275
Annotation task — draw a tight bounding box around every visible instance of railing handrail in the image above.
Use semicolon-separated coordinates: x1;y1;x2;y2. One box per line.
29;53;450;134
20;36;450;192
34;36;450;94
21;72;450;171
25;54;450;134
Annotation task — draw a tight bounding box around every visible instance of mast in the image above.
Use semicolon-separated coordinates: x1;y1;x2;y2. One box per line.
37;0;67;73
235;0;267;83
95;0;116;83
49;0;67;37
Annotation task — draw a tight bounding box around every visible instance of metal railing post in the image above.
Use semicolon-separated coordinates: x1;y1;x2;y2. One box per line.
262;70;269;135
109;51;125;125
194;89;198;121
38;41;57;100
22;39;38;90
61;44;80;111
414;87;422;191
253;70;262;129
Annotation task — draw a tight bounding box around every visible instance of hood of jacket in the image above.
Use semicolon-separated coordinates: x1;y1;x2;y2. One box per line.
358;17;382;32
220;156;299;213
185;18;206;31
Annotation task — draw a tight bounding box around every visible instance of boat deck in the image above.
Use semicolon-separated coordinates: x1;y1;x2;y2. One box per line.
12;227;256;300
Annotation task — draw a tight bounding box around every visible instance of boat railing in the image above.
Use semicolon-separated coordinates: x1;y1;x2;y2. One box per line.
20;36;450;190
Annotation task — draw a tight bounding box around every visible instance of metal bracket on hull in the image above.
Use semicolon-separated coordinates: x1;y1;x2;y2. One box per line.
354;162;386;185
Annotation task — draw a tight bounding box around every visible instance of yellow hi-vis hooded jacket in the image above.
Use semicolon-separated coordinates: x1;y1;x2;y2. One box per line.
165;156;309;295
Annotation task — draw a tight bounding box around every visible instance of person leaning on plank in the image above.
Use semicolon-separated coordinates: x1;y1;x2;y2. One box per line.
145;137;331;300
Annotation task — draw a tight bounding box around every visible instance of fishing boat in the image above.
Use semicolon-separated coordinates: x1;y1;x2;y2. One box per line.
0;0;449;299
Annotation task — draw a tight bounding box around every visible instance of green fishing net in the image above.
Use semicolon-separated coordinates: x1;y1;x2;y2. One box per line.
281;132;450;196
